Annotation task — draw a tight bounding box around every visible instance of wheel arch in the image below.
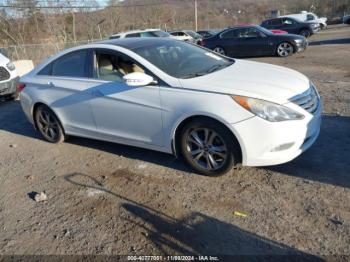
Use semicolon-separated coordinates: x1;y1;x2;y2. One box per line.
171;115;243;164
299;27;311;35
32;102;65;134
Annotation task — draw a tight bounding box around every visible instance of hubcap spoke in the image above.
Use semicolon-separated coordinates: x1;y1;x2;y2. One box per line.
208;154;219;169
190;131;204;146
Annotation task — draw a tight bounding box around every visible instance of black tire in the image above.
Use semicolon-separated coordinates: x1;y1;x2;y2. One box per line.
34;105;65;143
179;118;239;176
300;29;311;38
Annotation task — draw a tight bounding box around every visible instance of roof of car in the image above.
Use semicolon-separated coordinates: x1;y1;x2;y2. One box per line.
110;28;162;37
92;37;177;50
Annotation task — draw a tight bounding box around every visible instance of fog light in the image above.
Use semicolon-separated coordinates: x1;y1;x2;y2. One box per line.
271;142;295;152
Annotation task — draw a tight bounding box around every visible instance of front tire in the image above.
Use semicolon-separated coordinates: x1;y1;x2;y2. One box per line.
34;105;65;143
179;118;238;176
213;46;226;56
276;42;294;57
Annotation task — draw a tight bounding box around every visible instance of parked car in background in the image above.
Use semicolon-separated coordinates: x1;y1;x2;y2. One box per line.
0;53;18;100
109;29;171;39
343;15;350;24
201;25;308;57
169;30;202;44
261;17;320;37
282;11;327;29
197;30;219;38
19;38;321;176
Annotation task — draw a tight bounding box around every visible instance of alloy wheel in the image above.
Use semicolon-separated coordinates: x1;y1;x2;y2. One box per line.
213;47;226;55
277;42;293;57
186;127;227;171
37;108;60;142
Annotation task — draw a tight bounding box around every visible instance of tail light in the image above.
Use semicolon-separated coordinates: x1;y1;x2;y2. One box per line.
17;82;26;92
198;39;205;46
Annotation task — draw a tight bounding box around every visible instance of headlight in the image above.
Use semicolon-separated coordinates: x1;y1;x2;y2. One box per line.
6;62;15;71
232;96;304;122
294;39;303;44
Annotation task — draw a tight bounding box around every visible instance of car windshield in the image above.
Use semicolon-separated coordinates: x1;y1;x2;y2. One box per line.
131;40;234;79
185;30;202;39
150;30;171;37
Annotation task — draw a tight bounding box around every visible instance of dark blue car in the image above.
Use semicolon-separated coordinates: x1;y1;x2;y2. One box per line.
201;25;308;58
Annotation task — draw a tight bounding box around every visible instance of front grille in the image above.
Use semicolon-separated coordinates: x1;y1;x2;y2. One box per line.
291;85;319;114
0;67;10;81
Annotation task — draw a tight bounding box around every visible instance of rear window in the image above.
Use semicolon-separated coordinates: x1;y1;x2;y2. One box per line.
38;50;88;78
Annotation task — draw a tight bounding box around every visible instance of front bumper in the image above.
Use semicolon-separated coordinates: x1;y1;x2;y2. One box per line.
231;103;322;167
0;77;18;97
296;41;308;52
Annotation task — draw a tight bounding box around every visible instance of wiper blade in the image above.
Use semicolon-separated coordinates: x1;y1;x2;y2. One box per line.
182;72;206;79
205;63;231;74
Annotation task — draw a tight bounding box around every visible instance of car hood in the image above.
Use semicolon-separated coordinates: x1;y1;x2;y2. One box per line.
178;59;310;104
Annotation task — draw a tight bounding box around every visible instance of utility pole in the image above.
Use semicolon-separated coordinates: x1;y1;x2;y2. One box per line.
72;11;76;43
194;0;198;31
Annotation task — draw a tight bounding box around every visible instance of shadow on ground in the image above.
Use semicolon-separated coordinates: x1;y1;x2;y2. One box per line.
1;100;350;188
64;172;323;260
309;38;350;46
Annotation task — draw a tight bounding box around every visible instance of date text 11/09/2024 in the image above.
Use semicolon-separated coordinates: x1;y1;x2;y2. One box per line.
127;256;219;261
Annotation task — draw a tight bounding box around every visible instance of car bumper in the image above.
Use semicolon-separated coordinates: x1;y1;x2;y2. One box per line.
0;77;18;97
295;41;308;52
230;103;322;167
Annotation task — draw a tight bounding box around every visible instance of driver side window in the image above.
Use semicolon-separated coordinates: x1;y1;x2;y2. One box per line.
236;28;263;38
94;50;145;82
307;14;314;21
283;18;295;25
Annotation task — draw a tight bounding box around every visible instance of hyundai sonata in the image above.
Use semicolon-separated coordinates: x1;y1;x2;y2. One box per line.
19;38;321;176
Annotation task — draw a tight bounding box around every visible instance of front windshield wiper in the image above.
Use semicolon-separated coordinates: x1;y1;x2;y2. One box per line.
182;62;233;79
205;63;232;74
182;72;206;79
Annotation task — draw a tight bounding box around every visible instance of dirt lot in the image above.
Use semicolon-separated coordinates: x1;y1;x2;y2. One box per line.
0;27;349;260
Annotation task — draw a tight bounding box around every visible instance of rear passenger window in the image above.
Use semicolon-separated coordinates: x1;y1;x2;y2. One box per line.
51;50;88;77
38;63;52;75
221;29;236;39
126;33;141;38
270;19;282;25
37;50;88;77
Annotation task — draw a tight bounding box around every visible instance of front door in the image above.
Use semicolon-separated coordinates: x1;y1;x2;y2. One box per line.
235;28;270;56
86;49;163;147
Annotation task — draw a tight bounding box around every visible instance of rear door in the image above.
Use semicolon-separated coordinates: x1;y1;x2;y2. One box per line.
218;29;241;57
33;49;96;134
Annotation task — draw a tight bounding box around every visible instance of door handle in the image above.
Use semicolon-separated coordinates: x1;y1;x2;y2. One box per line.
48;81;55;88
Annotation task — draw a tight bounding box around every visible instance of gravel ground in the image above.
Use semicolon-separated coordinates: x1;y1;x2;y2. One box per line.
0;27;349;260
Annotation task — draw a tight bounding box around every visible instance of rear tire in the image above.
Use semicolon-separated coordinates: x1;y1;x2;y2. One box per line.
179;118;238;176
34;105;65;143
213;46;226;56
300;29;311;38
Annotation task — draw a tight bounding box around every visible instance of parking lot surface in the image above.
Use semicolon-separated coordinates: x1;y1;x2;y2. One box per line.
0;27;350;257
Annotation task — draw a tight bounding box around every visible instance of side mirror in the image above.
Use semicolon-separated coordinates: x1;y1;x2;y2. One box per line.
123;72;157;87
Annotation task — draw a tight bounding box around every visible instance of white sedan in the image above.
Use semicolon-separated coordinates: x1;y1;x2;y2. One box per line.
19;38;322;176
